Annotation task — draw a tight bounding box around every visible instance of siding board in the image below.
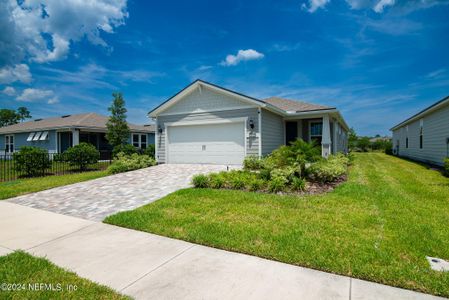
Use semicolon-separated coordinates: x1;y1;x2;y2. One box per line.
392;103;449;166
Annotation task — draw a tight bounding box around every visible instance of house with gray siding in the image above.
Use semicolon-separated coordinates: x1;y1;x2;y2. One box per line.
0;113;155;157
149;80;349;165
391;95;449;166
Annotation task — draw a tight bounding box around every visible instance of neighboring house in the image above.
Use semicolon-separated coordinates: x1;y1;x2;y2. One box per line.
0;113;155;157
391;95;449;166
149;80;349;165
369;136;391;143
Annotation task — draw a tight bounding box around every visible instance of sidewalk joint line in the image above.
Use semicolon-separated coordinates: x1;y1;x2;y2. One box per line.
120;244;196;292
26;223;97;251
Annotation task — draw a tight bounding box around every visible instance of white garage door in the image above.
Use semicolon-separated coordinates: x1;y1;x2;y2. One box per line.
167;122;245;165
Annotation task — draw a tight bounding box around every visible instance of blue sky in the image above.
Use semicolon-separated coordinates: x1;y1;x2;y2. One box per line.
0;0;448;136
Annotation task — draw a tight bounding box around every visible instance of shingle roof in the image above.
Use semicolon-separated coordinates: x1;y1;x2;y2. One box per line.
263;97;334;112
0;113;155;134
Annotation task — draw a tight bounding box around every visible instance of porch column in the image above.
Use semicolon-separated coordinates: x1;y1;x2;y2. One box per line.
71;129;79;146
322;115;331;158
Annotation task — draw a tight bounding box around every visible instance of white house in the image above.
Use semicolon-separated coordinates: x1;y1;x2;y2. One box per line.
149;80;349;165
391;95;449;166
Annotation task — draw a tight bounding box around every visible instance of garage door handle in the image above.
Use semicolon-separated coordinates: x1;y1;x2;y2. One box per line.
202;145;206;151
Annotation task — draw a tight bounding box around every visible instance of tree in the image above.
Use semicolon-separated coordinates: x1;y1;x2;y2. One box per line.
0;109;20;127
17;107;32;122
348;127;358;151
357;137;371;152
105;92;130;150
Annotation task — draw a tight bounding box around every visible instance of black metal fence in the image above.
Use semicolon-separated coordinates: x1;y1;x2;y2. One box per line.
0;151;112;182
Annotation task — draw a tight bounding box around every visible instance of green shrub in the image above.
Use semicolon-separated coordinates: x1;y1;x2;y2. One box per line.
209;173;226;189
270;167;296;184
112;144;138;157
243;156;264;171
248;178;266;192
268;176;288;193
192;174;209;188
308;156;347;183
266;139;321;173
291;177;306;191
107;153;156;174
13;146;51;177
64;143;100;170
444;158;449;177
143;144;155;158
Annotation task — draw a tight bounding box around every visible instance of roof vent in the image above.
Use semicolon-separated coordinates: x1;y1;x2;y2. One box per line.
61;115;71;118
34;118;43;122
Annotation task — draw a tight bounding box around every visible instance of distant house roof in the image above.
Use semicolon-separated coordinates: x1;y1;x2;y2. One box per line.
0;113;155;134
390;95;449;131
263;97;334;113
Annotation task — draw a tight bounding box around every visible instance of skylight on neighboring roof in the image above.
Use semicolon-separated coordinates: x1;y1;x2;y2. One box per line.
33;132;42;141
39;131;49;140
26;132;35;141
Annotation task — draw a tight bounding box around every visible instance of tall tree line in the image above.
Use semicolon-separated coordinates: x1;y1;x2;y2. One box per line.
0;107;32;127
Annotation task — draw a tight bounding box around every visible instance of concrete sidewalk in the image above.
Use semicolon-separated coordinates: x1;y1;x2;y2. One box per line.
0;202;444;300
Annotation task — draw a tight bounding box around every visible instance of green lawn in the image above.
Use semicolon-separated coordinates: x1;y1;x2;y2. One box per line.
0;251;129;299
0;170;109;200
105;153;449;297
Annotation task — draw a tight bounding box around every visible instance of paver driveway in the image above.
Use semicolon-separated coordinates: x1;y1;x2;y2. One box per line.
8;164;227;221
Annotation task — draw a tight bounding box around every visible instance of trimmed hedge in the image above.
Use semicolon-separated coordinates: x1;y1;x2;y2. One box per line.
13;146;51;177
107;152;156;174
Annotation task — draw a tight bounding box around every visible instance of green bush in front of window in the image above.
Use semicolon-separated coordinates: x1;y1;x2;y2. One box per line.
13;146;51;177
63;142;100;171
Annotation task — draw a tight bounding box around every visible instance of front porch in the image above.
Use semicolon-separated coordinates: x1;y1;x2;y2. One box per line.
284;113;348;157
57;130;112;159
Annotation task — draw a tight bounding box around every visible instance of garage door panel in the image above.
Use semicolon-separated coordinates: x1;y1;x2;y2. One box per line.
167;122;245;165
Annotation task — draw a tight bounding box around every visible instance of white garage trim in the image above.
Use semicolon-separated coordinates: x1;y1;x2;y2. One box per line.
165;117;248;127
165;117;247;164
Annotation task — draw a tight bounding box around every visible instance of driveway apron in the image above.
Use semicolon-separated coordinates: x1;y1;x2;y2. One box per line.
7;164;227;221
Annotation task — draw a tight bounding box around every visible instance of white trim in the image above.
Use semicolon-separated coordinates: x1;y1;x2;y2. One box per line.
5;134;14;154
149;81;266;117
391;97;448;131
157;105;256;117
155;118;159;161
165;117;247;164
165;117;248;127
258;108;262;157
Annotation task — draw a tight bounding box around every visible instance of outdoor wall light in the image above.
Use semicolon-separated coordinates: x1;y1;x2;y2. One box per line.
158;126;163;134
249;119;255;130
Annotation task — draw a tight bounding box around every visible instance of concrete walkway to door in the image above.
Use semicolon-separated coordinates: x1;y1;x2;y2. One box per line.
0;202;444;300
8;164;228;221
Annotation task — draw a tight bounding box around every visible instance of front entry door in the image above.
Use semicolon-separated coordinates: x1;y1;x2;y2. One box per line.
285;121;298;145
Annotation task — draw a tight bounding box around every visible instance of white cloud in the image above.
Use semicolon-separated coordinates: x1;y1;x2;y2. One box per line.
301;0;330;13
220;49;264;66
0;0;128;65
373;0;395;12
47;96;59;104
425;68;446;79
16;88;56;103
2;86;16;96
0;64;32;84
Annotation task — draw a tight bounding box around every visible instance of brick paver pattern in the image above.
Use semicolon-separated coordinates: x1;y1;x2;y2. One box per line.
8;164;228;221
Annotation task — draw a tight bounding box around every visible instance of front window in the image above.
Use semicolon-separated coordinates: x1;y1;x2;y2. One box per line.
310;122;323;145
132;134;147;149
5;135;14;154
419;127;423;149
132;134;140;147
140;134;147;149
